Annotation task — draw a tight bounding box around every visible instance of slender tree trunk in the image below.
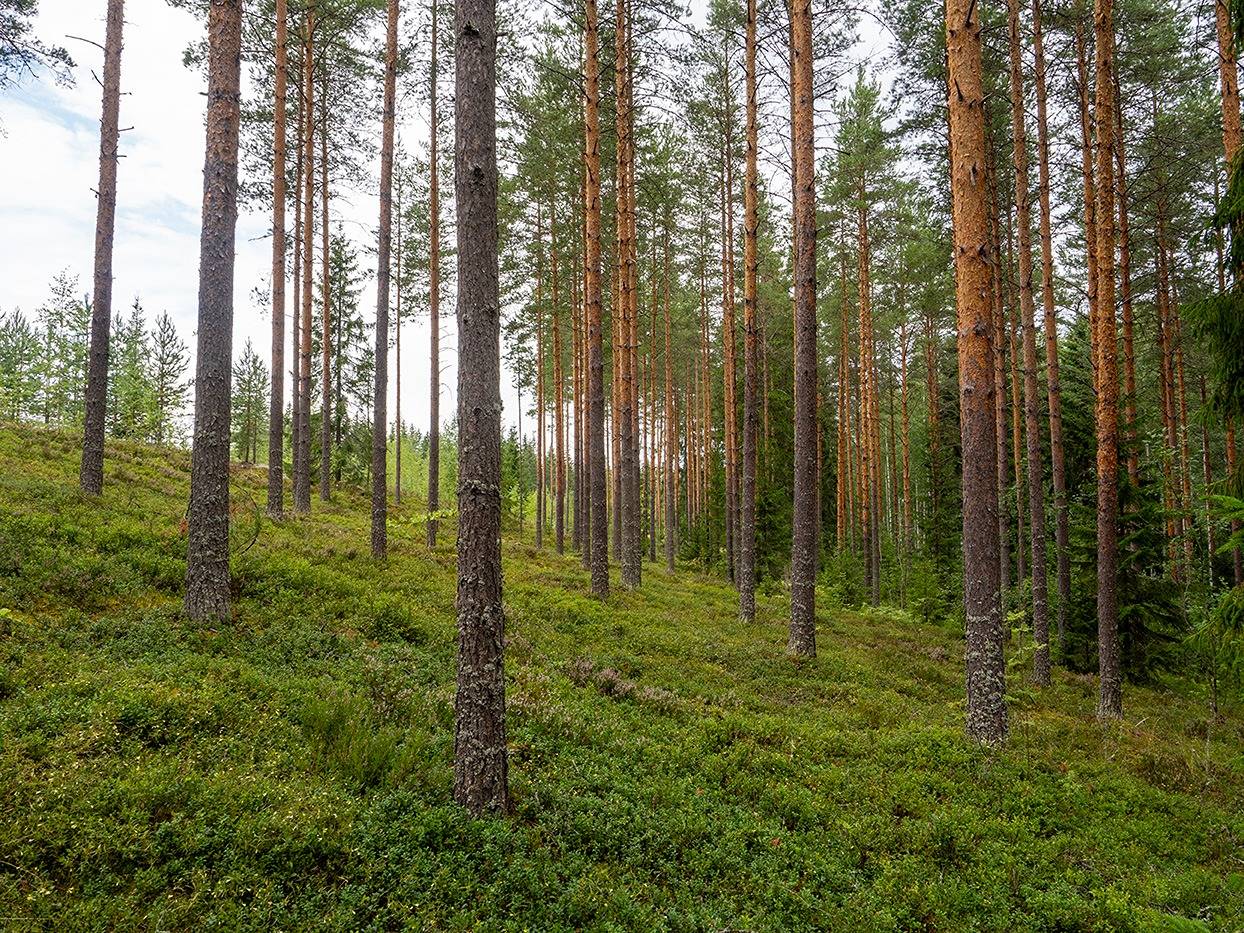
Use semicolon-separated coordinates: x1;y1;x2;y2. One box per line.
1075;20;1099;394
185;0;244;623
1007;0;1050;684
291;66;303;495
1114;79;1138;488
1202;376;1217;584
536;204;545;550
664;224;676;572
739;0;759;621
585;0;608;597
1229;420;1243;584
453;0;509;816
987;148;1009;605
295;11;314;514
616;0;639;588
268;0;288;515
948;0;1007;744
396;175;403;503
788;0;817;657
553;197;566;554
1093;0;1122;721
80;0;126;495
371;0;397;559
320;68;332;501
428;0;441;547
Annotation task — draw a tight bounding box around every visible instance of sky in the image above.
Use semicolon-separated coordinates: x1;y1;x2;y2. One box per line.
0;0;892;444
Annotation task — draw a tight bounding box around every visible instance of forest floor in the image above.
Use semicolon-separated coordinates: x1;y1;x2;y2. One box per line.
0;423;1240;931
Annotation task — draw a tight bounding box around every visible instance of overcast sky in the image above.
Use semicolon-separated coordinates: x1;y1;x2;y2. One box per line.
0;0;890;443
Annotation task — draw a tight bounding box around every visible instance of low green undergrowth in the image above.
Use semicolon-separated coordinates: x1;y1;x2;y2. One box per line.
0;424;1239;931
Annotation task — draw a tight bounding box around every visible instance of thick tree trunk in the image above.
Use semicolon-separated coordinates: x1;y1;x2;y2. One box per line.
1093;0;1122;721
585;0;608;597
371;0;397;559
739;0;759;622
947;0;1007;745
185;0;244;623
268;0;288;515
788;0;817;657
453;0;509;816
81;0;126;496
428;0;441;547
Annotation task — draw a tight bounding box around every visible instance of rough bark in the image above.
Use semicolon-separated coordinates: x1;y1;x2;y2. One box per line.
788;0;817;657
585;0;609;597
453;0;509;816
80;0;126;496
948;0;1007;745
371;0;397;559
267;0;287;515
185;0;243;623
1093;0;1122;722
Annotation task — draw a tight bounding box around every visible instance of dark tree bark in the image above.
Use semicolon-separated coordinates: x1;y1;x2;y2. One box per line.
185;0;244;623
80;0;125;496
947;0;1007;745
738;0;758;621
453;0;510;817
585;0;608;598
428;0;441;547
372;0;397;559
788;0;816;657
1006;0;1050;686
267;0;288;515
1093;0;1122;722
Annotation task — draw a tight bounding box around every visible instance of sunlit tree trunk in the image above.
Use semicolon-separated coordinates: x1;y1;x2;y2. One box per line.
948;0;1007;744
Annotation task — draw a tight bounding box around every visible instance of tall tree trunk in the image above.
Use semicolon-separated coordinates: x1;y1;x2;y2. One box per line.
291;66;303;496
1093;0;1122;721
536;205;545;550
320;67;332;501
722;77;739;588
664;224;677;572
295;11;314;514
428;0;441;547
1201;376;1217;584
1230;420;1243;584
553;196;566;554
80;0;125;495
788;0;817;657
267;0;287;515
948;0;1007;744
371;0;397;559
1075;20;1099;394
185;0;244;623
987;147;1009;605
1007;0;1050;684
739;0;759;622
453;0;509;816
616;0;639;589
1114;78;1138;488
396;174;403;503
585;0;608;597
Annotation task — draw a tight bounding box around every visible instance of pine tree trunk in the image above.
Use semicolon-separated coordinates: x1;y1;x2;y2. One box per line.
268;0;288;515
395;177;403;504
553;197;566;554
1007;0;1050;684
320;68;332;502
664;224;677;573
1075;20;1099;395
739;0;759;621
788;0;817;657
987;148;1009;606
1229;420;1243;585
1114;80;1138;488
1034;0;1068;654
536;205;545;550
81;0;125;496
947;0;1007;744
585;0;608;597
428;0;441;547
185;0;244;623
453;0;509;816
295;11;314;514
291;70;303;494
371;0;397;559
1093;0;1123;721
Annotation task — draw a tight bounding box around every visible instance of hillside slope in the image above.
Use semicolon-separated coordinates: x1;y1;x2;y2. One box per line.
0;424;1239;931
